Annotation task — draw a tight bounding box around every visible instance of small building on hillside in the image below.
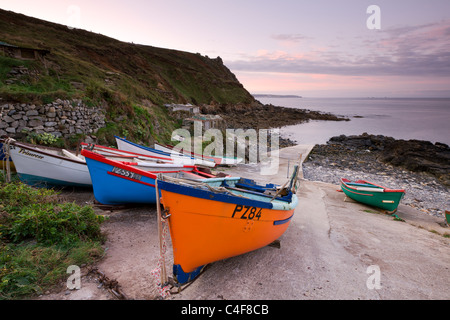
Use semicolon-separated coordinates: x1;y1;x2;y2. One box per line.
0;41;50;60
164;103;200;114
183;114;225;131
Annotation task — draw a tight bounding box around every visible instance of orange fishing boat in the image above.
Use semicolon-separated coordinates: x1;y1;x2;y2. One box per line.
157;166;300;284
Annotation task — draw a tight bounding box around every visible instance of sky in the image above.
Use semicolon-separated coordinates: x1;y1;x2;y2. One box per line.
1;0;450;97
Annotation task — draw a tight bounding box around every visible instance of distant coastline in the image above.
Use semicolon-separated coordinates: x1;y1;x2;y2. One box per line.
253;94;302;98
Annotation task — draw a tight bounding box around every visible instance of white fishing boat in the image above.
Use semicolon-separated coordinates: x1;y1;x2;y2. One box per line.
5;138;92;187
3;137;206;188
80;142;180;164
154;142;243;166
114;136;216;168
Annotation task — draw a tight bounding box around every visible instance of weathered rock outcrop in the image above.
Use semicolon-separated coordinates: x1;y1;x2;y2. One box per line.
309;133;450;186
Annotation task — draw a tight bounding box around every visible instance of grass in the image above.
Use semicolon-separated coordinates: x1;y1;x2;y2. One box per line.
362;209;379;214
0;9;253;108
0;175;106;300
0;52;181;147
0;9;255;147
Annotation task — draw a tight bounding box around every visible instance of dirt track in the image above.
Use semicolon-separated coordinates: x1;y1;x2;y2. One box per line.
39;145;450;300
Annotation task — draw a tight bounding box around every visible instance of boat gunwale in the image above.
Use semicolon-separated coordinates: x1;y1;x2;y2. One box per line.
341;184;375;197
81;149;197;180
80;142;175;162
115;136;196;159
8;139;86;165
158;178;299;210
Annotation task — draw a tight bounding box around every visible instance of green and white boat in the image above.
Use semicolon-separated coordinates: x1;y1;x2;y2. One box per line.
340;178;405;213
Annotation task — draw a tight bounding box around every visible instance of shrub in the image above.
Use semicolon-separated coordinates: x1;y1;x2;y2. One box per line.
0;181;106;299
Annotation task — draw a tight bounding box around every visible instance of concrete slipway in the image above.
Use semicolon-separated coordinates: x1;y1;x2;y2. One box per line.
42;145;449;300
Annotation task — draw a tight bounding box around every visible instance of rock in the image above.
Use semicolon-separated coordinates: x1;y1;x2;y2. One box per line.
318;134;450;186
3;115;14;123
28;119;44;127
26;110;39;116
378;139;450;184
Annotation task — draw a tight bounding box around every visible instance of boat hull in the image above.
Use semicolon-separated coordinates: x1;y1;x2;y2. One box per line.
82;149;207;205
84;156;158;205
341;178;405;213
8;142;91;187
158;179;296;284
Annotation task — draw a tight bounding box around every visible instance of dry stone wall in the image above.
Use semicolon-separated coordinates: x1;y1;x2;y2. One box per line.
0;99;106;139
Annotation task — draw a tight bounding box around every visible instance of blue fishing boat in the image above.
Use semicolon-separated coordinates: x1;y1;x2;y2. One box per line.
81;149;220;205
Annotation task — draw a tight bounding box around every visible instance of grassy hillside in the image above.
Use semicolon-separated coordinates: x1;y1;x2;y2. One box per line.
0;9;254;145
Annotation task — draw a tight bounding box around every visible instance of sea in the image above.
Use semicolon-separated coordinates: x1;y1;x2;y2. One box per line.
256;97;450;146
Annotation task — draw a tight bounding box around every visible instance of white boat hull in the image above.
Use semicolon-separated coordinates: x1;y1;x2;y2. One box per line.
9;143;92;187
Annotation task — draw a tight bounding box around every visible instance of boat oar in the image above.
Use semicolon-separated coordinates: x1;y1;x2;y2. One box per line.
270;157;302;202
270;179;290;202
289;154;302;193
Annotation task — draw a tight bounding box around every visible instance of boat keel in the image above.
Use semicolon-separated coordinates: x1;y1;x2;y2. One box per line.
173;264;205;285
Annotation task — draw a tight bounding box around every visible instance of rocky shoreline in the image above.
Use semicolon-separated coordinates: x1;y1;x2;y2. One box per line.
302;133;450;218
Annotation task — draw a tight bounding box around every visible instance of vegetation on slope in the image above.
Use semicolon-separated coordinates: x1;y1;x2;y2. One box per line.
0;9;254;145
0;175;106;299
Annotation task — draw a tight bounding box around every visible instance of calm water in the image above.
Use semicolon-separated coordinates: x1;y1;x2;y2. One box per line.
257;97;450;146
